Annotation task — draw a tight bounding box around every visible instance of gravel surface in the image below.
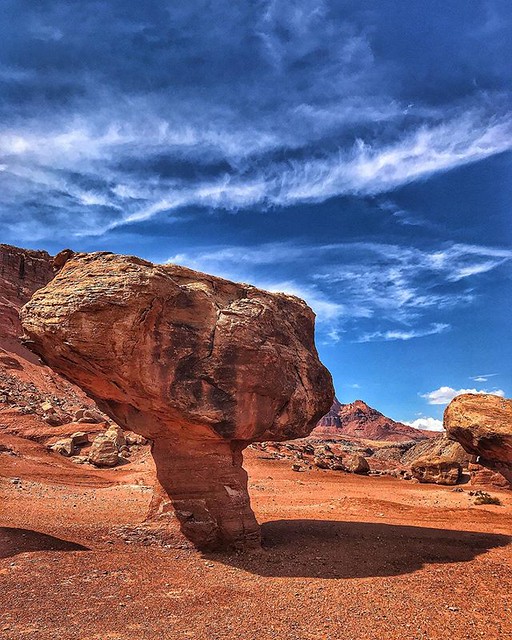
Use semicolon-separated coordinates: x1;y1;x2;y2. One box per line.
1;448;511;640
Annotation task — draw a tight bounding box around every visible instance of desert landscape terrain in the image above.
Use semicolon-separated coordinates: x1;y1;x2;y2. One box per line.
1;244;512;640
1;445;511;640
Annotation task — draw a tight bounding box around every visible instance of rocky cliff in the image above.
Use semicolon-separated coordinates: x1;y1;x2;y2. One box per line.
21;251;334;550
314;398;434;442
0;244;54;348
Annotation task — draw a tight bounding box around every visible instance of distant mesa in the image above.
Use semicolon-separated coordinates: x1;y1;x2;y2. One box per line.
20;250;334;551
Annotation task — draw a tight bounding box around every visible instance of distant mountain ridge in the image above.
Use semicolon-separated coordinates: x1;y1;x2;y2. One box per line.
314;397;436;442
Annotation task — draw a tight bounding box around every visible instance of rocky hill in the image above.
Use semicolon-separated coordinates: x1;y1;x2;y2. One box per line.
313;397;435;442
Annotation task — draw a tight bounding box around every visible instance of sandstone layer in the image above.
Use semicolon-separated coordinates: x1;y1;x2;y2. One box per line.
444;393;512;488
21;251;334;550
0;244;53;348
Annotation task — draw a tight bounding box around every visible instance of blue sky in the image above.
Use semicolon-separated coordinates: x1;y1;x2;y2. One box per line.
1;1;511;429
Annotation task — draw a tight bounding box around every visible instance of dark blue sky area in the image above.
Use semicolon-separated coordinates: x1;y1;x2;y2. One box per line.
1;1;511;429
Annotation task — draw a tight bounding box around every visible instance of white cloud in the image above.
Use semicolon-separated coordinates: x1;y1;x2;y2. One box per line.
2;104;512;239
421;386;506;405
357;323;449;343
405;417;444;432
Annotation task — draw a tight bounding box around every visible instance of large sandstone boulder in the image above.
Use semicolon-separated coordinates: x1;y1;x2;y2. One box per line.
342;453;370;475
444;394;512;488
411;457;462;485
20;251;333;550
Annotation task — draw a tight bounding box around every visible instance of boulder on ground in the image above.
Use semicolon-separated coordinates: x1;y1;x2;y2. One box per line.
343;454;370;474
70;431;88;446
50;437;76;457
313;456;331;469
88;434;119;467
411;456;461;485
104;425;126;448
125;431;147;446
75;408;104;423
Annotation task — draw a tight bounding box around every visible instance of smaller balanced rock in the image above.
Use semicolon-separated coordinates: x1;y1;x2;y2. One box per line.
444;393;512;488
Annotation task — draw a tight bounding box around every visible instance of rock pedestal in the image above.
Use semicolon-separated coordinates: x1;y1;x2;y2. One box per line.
21;251;333;550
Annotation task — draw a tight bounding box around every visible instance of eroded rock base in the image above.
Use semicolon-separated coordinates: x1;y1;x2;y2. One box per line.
149;438;261;551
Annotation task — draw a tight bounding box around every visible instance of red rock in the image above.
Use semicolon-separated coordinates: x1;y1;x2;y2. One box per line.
411;457;462;485
342;453;370;474
0;244;54;345
0;244;108;443
315;398;435;442
444;394;512;488
21;251;334;550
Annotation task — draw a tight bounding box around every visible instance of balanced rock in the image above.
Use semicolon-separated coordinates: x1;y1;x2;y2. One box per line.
444;394;512;488
88;434;119;467
21;251;333;550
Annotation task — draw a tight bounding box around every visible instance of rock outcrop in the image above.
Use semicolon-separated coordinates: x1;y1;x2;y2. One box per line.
401;435;472;467
0;244;53;353
444;393;512;488
314;398;434;442
411;457;462;485
21;251;334;550
0;245;110;446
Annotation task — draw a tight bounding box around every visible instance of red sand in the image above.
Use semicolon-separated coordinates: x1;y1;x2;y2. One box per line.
1;447;511;640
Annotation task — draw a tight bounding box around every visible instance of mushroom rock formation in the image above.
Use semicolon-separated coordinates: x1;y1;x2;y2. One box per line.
20;251;334;550
444;394;512;488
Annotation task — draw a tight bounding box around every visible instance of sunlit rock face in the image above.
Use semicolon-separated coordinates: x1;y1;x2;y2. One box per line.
21;251;334;550
444;393;512;489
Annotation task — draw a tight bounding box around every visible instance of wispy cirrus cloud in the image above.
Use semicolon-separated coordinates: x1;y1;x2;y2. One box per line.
470;373;499;383
1;0;511;240
421;386;506;405
357;323;449;343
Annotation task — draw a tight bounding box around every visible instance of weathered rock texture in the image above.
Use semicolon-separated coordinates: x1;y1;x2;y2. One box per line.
0;244;53;346
21;251;334;550
401;435;472;467
314;398;435;442
411;457;462;485
0;245;108;446
444;394;512;488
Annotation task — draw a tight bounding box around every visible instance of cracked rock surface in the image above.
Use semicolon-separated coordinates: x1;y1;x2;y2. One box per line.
20;251;333;550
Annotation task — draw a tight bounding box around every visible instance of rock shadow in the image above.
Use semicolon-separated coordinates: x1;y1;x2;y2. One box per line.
207;519;511;579
0;527;89;559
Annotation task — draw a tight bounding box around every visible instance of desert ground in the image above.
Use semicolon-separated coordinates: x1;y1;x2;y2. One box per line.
1;446;511;640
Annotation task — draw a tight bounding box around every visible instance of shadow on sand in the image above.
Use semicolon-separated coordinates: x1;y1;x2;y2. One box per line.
0;527;89;559
209;519;511;579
